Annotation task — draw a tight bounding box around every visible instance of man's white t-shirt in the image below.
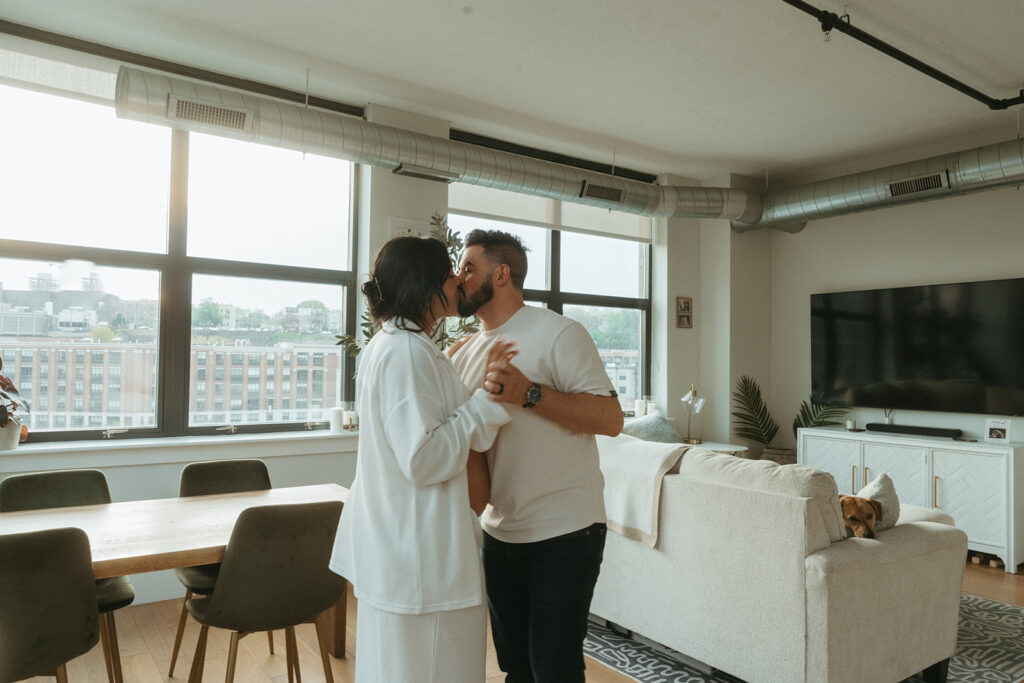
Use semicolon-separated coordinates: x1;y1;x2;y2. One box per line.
452;305;616;543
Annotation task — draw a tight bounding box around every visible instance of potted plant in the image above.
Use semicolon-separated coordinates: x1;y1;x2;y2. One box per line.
335;212;479;356
0;356;31;450
731;374;847;463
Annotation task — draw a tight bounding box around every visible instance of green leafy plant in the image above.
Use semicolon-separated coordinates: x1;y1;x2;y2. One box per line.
732;373;849;447
334;212;479;357
0;356;31;441
731;374;779;447
791;398;849;438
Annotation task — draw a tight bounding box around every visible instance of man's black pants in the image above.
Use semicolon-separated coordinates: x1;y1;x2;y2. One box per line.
482;523;606;683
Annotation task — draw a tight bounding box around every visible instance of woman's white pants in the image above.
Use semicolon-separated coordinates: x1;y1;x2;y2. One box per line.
354;598;486;683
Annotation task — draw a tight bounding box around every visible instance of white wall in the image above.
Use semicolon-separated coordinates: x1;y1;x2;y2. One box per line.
652;175;702;430
769;186;1024;447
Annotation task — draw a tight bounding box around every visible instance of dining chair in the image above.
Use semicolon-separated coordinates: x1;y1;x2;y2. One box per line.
168;458;274;677
185;501;345;683
0;527;100;683
0;469;134;683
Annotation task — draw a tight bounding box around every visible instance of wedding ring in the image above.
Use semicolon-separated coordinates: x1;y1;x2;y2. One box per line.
496;382;504;395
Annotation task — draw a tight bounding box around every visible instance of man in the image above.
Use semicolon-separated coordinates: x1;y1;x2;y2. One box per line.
451;229;623;683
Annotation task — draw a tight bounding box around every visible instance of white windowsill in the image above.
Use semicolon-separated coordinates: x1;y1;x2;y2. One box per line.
0;430;359;474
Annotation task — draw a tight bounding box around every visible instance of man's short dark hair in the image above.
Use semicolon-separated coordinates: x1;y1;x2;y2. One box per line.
464;229;529;291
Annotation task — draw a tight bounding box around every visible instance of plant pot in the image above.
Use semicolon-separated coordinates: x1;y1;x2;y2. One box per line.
761;447;797;465
0;420;20;451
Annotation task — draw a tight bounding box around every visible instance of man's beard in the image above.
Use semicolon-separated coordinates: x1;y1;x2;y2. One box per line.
457;277;494;317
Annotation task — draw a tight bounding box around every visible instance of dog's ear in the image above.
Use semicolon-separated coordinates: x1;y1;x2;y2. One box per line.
869;498;883;521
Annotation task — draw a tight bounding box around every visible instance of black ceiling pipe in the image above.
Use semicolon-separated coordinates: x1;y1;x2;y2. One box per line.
780;0;1024;111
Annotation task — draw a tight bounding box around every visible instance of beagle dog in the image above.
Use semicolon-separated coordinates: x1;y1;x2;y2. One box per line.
838;494;883;539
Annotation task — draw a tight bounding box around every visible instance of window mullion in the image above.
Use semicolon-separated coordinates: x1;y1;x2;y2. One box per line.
158;128;191;436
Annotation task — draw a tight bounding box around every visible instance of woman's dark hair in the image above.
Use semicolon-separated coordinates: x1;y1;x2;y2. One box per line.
362;236;452;331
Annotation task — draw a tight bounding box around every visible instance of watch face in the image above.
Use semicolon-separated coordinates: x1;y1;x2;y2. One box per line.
526;384;542;405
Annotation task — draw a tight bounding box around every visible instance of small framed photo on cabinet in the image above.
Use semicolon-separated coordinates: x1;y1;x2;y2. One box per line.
676;297;693;329
985;418;1010;444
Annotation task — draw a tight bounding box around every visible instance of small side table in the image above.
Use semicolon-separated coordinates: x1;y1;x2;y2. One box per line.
693;442;749;457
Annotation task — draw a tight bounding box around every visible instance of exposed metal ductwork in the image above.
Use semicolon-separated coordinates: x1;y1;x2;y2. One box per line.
732;138;1024;232
114;66;760;224
114;66;1024;234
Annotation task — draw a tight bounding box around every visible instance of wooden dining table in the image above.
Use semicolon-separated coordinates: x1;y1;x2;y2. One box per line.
0;483;351;657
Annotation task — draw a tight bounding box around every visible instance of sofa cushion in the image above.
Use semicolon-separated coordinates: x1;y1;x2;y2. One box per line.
621;414;681;443
856;472;900;531
678;448;846;543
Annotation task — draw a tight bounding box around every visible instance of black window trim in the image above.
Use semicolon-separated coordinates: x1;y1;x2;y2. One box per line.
3;126;359;443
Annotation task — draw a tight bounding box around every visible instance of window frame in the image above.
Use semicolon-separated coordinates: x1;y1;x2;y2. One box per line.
2;121;359;443
449;213;652;397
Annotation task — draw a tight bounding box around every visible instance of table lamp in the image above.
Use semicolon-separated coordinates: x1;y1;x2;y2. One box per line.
680;384;705;444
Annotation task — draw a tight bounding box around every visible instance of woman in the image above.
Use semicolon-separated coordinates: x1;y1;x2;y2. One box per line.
329;236;512;683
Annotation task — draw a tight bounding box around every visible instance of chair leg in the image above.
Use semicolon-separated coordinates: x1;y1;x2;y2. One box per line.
187;624;209;683
313;612;335;683
169;589;193;677
55;664;69;683
98;612;115;683
286;626;302;683
285;627;294;683
225;632;241;683
268;629;275;654
106;611;125;683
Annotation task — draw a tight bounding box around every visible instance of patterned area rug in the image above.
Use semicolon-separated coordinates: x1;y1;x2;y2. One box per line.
584;594;1024;683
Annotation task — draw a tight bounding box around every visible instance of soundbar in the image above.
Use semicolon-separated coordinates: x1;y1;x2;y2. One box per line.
865;423;963;438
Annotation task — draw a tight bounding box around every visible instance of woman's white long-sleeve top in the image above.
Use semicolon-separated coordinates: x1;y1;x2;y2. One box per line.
329;320;510;615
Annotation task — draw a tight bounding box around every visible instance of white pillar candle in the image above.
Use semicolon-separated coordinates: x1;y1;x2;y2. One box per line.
633;399;645;417
846;418;856;430
342;410;357;427
329;407;346;433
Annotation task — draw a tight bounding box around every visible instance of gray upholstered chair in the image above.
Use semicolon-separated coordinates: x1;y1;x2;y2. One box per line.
0;527;100;683
0;470;134;683
168;458;274;677
185;501;345;683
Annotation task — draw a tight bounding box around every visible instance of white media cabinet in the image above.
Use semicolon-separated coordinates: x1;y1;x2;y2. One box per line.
798;426;1024;573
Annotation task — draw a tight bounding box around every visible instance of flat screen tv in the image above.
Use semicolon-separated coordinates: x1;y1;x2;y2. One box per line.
811;277;1024;416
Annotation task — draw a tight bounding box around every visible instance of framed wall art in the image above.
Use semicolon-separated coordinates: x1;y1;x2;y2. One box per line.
676;296;693;329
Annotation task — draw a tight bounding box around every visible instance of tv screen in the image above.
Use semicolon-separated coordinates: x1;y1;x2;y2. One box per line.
811;278;1024;416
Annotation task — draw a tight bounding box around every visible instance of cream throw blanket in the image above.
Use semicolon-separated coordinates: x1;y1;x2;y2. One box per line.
597;433;689;547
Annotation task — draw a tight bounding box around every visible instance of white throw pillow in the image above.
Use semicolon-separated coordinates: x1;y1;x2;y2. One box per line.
856;472;900;531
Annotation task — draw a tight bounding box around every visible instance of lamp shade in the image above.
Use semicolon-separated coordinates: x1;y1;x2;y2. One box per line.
680;384;704;444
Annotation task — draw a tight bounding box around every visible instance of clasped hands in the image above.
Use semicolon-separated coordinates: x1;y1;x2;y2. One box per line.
482;339;531;405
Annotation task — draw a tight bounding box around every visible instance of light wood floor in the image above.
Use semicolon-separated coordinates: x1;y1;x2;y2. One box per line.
26;560;1022;683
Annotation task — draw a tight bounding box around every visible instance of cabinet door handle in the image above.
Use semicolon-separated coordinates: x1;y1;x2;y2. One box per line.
851;465;856;494
933;475;939;508
863;466;869;488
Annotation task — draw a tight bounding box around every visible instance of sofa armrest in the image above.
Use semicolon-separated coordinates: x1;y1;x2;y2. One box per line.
805;521;967;683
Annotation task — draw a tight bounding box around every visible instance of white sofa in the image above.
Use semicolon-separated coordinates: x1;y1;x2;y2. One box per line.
591;443;968;683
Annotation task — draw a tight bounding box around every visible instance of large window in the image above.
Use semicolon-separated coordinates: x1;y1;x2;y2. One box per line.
0;77;355;441
449;189;651;409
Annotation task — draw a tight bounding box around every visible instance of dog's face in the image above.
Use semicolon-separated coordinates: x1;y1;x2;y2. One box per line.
839;494;882;539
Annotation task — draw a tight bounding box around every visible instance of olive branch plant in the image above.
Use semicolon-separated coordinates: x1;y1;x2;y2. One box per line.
334;212;480;358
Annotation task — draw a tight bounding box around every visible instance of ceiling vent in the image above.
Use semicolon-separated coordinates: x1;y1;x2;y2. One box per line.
392;163;460;183
167;95;254;132
580;180;624;203
886;171;950;198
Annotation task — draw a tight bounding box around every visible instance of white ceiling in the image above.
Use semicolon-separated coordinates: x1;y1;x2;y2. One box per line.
2;0;1023;184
